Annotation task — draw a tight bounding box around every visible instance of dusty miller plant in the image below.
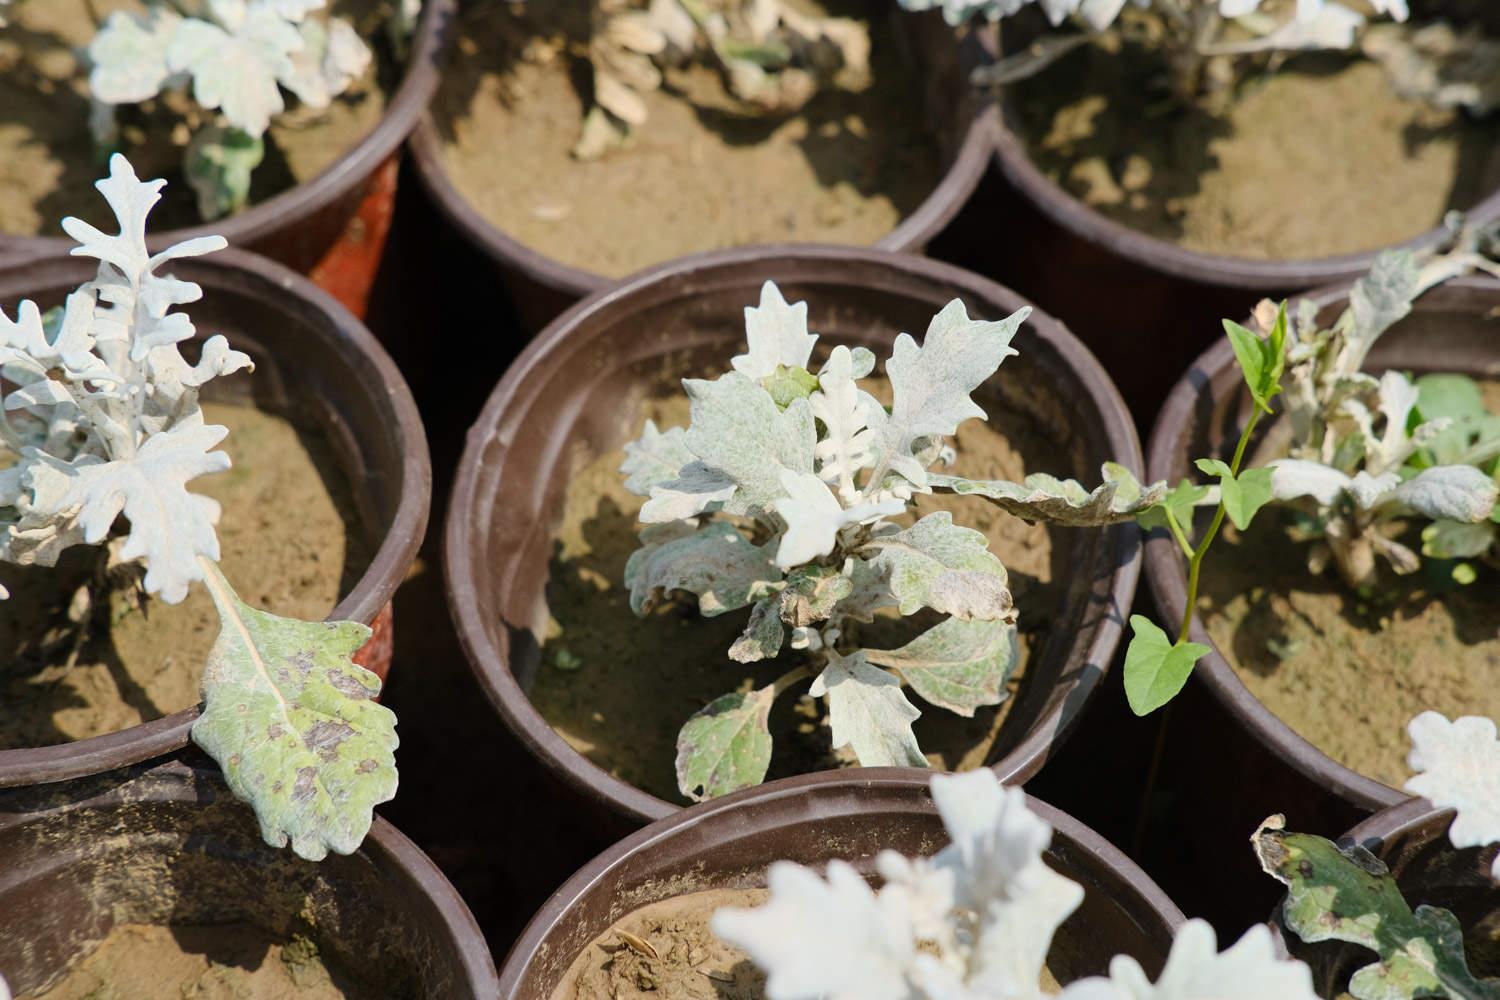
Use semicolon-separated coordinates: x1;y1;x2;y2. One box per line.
620;282;1161;801
1254;711;1500;1000
714;768;1318;1000
898;0;1428;102
572;0;871;159
0;155;397;862
85;0;415;220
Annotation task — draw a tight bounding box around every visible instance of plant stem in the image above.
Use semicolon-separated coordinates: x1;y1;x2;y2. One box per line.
1177;406;1263;644
770;664;814;700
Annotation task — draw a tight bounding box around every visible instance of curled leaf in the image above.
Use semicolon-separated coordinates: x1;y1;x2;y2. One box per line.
930;463;1166;526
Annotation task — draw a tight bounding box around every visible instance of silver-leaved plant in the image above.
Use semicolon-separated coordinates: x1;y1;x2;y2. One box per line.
1254;710;1500;1000
1263;250;1500;590
0;155;397;862
898;0;1415;101
715;768;1319;1000
619;281;1161;801
573;0;871;160
85;0;411;220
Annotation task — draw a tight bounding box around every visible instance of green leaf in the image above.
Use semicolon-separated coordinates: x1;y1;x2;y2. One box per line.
764;364;821;409
676;687;775;801
728;597;785;663
1224;301;1287;413
864;617;1018;717
1123;615;1208;716
1194;459;1275;531
191;561;397;862
1421;519;1496;560
1252;822;1500;1000
184;126;263;221
1138;478;1210;533
625;521;781;617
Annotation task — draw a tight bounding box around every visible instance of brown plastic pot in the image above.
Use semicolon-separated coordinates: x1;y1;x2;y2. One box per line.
409;7;997;330
976;25;1500;416
0;757;500;997
497;767;1184;997
0;247;431;789
445;243;1146;828
0;0;454;319
1272;799;1499;995
1144;275;1500;814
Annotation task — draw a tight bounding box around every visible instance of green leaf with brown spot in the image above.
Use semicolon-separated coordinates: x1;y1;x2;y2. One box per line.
676;686;775;801
1253;821;1500;1000
191;560;397;862
864;617;1017;717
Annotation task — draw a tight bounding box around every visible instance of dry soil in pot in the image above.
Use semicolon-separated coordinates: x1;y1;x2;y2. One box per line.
0;398;372;750
529;363;1069;806
430;0;944;278
0;0;400;235
1009;19;1500;261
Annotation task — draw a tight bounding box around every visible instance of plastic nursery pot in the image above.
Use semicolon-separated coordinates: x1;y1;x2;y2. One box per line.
0;757;500;998
0;248;431;789
445;243;1146;828
497;767;1185;997
1272;798;1500;995
978;31;1500;417
0;0;455;319
1143;275;1500;814
408;7;997;330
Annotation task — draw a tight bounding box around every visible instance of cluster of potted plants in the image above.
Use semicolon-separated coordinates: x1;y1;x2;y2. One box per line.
2;0;1498;996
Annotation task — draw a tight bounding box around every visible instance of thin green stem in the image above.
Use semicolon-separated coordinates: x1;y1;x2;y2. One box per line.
770;664;814;700
1177;407;1263;645
1163;507;1194;561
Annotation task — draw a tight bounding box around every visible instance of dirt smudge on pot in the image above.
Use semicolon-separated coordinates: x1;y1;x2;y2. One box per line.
0;401;371;749
1013;29;1500;260
431;0;943;278
0;0;396;236
527;368;1065;805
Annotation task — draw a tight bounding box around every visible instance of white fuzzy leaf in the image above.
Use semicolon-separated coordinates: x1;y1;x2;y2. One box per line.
167;6;302;136
26;415;229;604
1406;712;1500;880
930;463;1165;526
810;345;877;501
683;373;815;516
639;460;738;522
713;860;918;1000
1254;3;1364;50
1391;466;1499;522
873;300;1027;491
1348;470;1400;510
620;419;694;496
732;281;819;380
625;521;780;616
865;617;1017;717
773;470;902;570
862;512;1013;621
88;8;180;104
1098;921;1318;1000
810;650;926;768
1269;459;1352;505
280;16;370;109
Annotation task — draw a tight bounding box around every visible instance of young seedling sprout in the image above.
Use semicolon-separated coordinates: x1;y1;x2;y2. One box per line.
1119;239;1500;716
619;282;1161;801
0;155;397;861
714;768;1319;1000
1254;712;1500;1000
895;0;1497;112
552;0;871;159
84;0;418;220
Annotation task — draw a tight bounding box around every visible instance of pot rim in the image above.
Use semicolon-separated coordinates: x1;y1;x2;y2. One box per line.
444;242;1145;825
0;246;432;787
990;99;1500;293
1143;273;1500;813
406;10;998;300
1341;797;1454;847
495;766;1188;994
0;757;502;997
0;0;454;260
